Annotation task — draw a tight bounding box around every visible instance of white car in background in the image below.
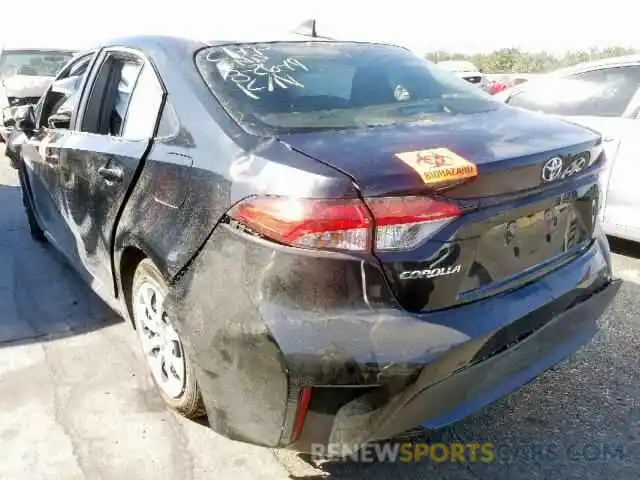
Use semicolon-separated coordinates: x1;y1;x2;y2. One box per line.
495;55;640;243
436;60;485;88
0;48;76;142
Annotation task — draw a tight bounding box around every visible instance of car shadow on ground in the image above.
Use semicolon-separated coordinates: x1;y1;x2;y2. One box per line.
609;236;640;259
0;183;122;348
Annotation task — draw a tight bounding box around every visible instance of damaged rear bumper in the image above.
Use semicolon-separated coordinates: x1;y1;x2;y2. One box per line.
293;278;620;453
170;226;618;451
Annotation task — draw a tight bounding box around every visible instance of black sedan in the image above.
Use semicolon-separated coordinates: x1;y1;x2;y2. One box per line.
8;35;620;454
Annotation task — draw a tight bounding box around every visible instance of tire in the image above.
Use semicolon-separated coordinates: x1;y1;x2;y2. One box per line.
131;259;204;418
18;167;46;242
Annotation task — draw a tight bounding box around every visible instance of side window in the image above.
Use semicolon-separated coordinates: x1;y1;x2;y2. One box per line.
121;64;164;139
508;76;602;116
39;53;94;129
156;101;180;139
589;66;640;116
508;66;640;117
80;53;143;136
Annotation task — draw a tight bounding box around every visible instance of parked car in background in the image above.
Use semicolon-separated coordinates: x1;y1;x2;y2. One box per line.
8;34;618;455
437;60;485;87
485;73;540;95
487;77;508;95
0;48;76;142
496;55;640;243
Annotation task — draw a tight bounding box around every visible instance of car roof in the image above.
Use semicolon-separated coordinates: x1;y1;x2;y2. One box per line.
96;35;204;52
95;34;404;55
552;54;640;76
496;54;640;99
0;48;77;54
204;32;340;45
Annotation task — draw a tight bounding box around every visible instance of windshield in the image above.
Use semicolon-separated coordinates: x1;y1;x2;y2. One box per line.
195;42;501;133
0;51;75;79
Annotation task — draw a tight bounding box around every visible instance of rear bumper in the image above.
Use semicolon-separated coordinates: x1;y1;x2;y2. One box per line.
290;280;619;454
171;227;618;451
372;278;619;438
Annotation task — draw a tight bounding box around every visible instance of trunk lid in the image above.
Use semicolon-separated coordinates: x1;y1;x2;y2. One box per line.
558;115;626;163
278;107;600;199
279;106;604;312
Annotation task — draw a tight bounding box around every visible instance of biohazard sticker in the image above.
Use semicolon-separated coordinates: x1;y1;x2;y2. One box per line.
395;147;478;185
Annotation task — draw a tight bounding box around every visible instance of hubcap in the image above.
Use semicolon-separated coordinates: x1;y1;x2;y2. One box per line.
134;279;186;399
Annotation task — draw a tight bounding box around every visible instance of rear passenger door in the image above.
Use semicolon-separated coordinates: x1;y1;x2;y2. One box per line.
59;48;165;297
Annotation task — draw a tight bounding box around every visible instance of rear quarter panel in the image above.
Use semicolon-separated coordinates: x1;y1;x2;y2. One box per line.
113;49;359;290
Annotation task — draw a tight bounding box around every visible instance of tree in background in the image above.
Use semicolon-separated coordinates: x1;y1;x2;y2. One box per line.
426;46;638;73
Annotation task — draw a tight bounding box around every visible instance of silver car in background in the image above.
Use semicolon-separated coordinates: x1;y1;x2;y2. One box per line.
496;55;640;243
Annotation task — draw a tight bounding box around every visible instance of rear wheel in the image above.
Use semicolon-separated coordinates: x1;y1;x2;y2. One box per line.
131;259;203;418
18;167;46;242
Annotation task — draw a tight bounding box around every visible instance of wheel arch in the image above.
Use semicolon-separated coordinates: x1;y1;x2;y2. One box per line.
116;238;168;328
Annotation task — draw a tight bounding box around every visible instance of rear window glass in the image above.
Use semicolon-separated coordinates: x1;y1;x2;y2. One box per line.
195;42;500;133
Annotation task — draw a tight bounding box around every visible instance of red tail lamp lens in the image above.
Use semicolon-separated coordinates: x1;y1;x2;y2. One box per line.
228;196;461;252
290;386;312;443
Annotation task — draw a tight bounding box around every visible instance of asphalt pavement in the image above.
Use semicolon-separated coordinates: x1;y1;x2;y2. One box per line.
1;151;638;479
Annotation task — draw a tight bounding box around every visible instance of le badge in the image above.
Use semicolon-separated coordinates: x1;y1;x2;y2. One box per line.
395;147;477;185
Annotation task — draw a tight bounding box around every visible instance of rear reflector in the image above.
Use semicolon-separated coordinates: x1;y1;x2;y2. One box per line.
290;386;312;443
227;195;461;252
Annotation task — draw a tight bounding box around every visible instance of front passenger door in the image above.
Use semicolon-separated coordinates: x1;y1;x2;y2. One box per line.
20;53;95;247
58;49;165;298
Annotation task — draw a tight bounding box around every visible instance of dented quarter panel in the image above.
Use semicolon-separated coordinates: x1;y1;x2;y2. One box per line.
111;37;358;293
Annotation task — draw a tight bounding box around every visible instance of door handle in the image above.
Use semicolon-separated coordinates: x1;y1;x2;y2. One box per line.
603;136;616;143
98;165;124;183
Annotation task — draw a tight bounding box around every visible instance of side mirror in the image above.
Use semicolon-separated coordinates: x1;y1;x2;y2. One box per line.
2;106;17;128
4;104;36;133
47;111;71;130
17;105;37;133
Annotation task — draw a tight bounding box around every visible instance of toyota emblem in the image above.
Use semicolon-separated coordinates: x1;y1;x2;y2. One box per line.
541;156;563;182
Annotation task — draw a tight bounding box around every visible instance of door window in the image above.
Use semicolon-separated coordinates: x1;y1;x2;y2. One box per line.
80;53;144;136
121;64;164;139
38;53;95;129
508;65;640;118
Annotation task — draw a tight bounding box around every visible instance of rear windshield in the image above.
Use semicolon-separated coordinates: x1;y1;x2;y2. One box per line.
195;42;501;133
0;51;75;79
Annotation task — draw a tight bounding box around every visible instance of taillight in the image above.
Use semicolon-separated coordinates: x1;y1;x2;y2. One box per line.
227;195;461;252
365;196;461;251
228;197;371;250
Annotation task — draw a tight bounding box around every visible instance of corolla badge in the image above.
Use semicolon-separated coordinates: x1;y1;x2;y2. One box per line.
399;264;462;280
541;156;563;182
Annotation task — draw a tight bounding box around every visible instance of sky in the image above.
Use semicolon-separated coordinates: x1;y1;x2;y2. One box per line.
1;0;638;54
